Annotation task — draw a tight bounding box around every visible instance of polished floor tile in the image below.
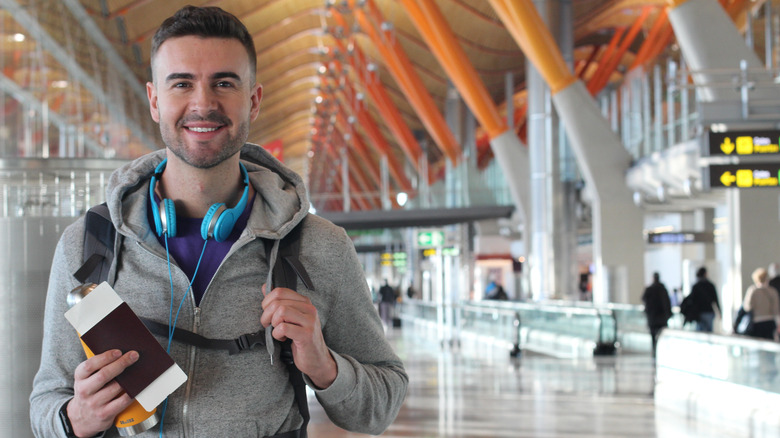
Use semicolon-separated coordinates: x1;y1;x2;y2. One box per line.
307;325;747;437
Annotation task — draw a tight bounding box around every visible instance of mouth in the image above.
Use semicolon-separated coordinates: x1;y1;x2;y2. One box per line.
186;126;222;133
179;113;231;134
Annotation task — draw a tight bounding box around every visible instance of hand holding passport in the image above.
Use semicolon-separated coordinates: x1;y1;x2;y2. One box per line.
64;282;187;411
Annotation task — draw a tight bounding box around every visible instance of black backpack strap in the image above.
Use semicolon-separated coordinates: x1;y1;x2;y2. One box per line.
267;223;314;291
263;222;312;436
74;203;115;284
138;316;266;355
267;430;305;438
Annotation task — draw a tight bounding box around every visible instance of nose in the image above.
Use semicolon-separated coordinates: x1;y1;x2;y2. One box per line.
190;85;218;113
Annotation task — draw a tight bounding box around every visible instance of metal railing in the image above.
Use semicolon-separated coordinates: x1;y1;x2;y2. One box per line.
399;299;619;358
655;329;780;435
658;329;780;393
613;60;780;163
397;298;712;357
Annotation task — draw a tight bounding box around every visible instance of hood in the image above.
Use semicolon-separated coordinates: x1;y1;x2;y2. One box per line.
105;144;309;242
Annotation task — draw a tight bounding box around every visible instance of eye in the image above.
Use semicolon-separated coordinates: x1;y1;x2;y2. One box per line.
173;82;191;89
216;81;235;88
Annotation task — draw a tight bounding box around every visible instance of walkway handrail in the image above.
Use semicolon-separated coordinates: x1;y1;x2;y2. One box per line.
399;299;618;357
658;328;780;394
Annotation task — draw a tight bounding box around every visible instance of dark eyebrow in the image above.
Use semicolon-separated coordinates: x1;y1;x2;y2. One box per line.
164;72;242;83
165;72;194;83
211;72;242;83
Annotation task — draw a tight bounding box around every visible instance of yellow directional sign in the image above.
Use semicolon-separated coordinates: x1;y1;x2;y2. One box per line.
709;130;780;156
710;164;780;188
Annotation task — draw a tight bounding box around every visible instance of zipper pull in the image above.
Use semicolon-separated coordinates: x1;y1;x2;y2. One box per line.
194;307;201;330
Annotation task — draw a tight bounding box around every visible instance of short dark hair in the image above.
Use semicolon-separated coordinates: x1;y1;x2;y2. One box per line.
652;272;660;282
696;267;707;278
151;6;256;81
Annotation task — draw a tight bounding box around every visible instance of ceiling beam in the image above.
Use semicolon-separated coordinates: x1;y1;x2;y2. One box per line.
319;205;515;230
351;0;462;164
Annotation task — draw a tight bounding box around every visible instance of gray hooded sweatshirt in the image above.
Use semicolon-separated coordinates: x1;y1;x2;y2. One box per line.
30;145;408;437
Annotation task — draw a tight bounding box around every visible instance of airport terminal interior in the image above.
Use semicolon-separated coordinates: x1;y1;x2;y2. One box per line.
5;0;780;436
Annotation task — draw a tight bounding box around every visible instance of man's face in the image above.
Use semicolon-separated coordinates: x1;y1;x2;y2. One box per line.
147;36;262;169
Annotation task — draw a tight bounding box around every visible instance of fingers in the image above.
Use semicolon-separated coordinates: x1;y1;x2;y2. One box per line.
69;350;139;436
75;350;139;391
260;286;314;329
74;350;139;407
261;287;320;345
259;286;338;388
262;285;310;305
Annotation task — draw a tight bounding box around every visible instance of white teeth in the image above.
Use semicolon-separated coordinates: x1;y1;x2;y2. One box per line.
188;127;218;133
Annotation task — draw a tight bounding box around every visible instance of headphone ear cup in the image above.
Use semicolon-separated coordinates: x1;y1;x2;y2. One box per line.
151;201;164;237
161;198;177;238
212;209;239;242
201;203;225;241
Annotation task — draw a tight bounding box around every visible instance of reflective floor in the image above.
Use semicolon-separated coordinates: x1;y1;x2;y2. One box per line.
307;324;749;437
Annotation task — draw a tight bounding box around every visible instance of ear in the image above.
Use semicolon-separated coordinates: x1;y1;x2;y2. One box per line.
147;81;160;123
249;83;263;122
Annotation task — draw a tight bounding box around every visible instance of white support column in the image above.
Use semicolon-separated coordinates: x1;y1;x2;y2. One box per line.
552;81;645;304
527;30;554;300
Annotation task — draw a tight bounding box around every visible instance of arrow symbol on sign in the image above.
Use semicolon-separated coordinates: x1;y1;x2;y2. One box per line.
720;171;736;186
720;137;735;154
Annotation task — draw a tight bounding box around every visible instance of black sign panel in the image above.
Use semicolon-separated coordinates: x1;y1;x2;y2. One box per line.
647;232;714;244
709;163;780;188
708;130;780;156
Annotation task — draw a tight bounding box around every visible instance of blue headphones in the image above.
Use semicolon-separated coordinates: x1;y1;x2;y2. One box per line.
149;159;250;242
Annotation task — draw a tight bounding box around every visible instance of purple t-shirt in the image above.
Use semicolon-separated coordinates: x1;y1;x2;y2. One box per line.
147;194;255;306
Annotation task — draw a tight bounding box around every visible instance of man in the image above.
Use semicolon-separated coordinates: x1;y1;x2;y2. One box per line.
406;284;416;300
682;266;721;332
486;283;508;300
30;6;407;437
641;272;672;358
378;279;397;327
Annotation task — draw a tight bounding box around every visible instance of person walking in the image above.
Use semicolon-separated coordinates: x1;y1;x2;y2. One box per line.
379;279;397;328
642;272;672;358
682;267;721;332
743;267;780;340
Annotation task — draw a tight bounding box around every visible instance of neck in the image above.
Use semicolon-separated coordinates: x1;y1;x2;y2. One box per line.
157;155;251;218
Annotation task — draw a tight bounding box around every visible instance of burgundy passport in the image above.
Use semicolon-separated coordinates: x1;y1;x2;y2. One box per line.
80;303;174;398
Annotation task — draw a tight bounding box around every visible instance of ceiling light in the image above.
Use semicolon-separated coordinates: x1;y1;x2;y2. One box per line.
396;192;408;207
710;123;727;132
12;33;25;42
